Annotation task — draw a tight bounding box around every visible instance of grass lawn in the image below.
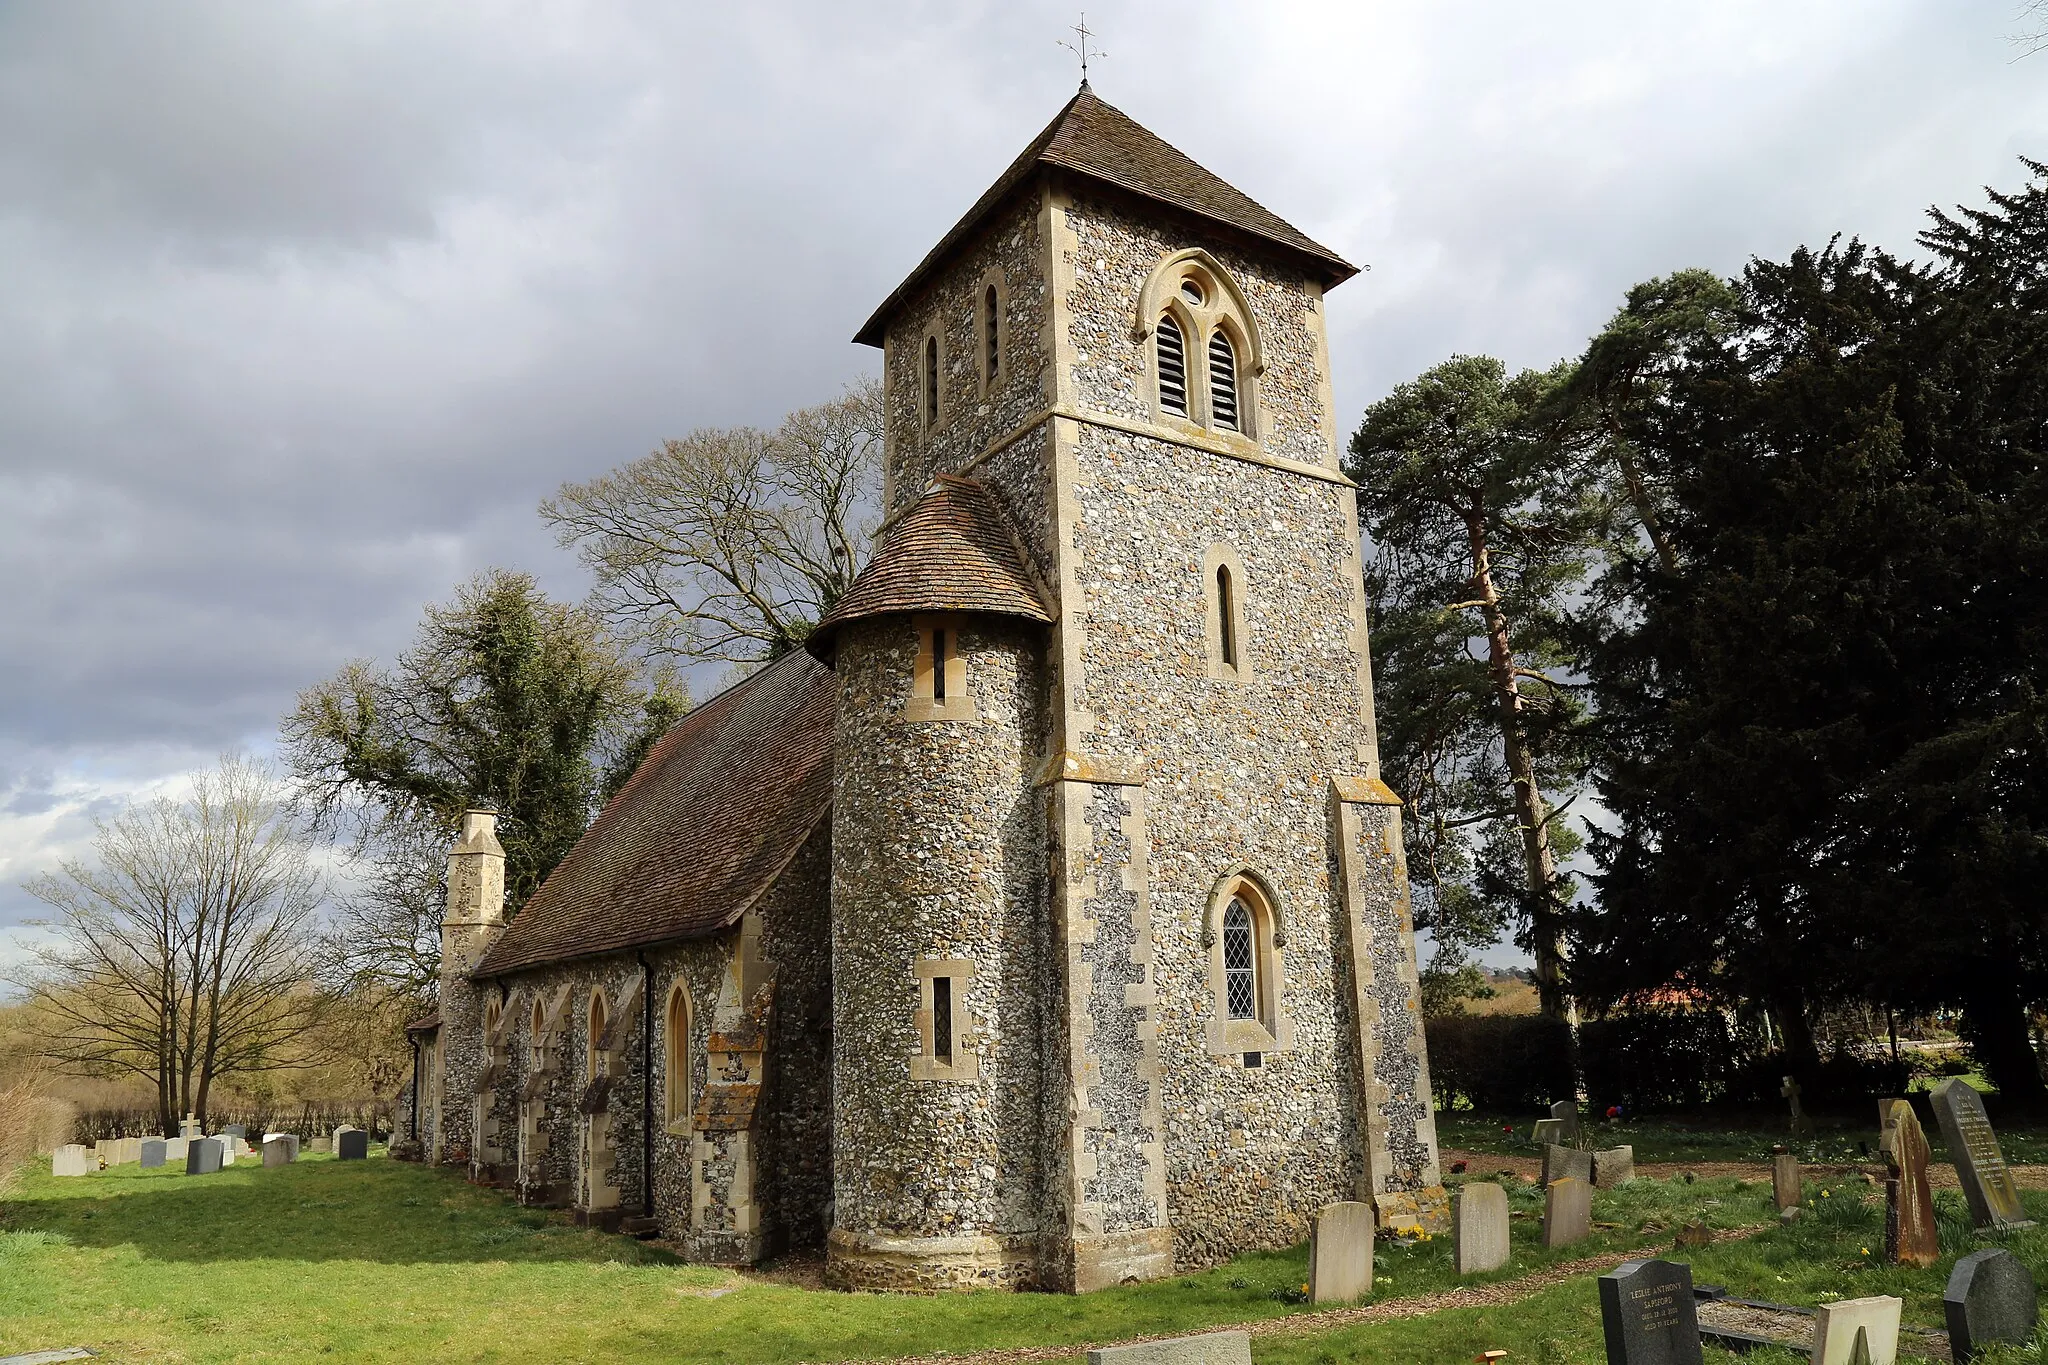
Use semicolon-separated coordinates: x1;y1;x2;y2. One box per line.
4;1147;2048;1363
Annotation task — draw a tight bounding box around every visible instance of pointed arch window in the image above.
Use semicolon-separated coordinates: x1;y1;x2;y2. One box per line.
664;982;692;1131
528;999;546;1072
586;990;608;1081
1222;899;1256;1020
1156;314;1188;417
1208;330;1239;432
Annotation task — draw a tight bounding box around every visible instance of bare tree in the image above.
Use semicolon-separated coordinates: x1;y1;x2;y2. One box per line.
316;819;445;1007
2016;0;2048;58
541;378;883;663
11;756;326;1131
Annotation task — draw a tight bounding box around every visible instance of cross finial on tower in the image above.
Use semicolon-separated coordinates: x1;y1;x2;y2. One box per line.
1058;13;1104;91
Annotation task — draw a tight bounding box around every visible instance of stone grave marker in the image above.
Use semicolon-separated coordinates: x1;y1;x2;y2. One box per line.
164;1136;187;1161
1773;1151;1801;1211
50;1144;92;1177
1533;1117;1566;1146
1782;1076;1813;1137
1811;1295;1900;1365
336;1128;369;1160
262;1136;290;1168
140;1139;166;1169
1552;1100;1584;1145
1877;1098;1905;1156
217;1137;235;1167
1884;1099;1939;1268
1945;1247;2038;1363
1088;1329;1252;1365
1543;1142;1594;1188
222;1123;245;1142
1306;1200;1374;1303
1930;1077;2033;1230
310;1137;331;1154
285;1134;300;1161
1594;1146;1635;1188
1454;1182;1510;1275
179;1115;201;1140
1544;1176;1592;1249
185;1137;222;1175
1597;1257;1702;1365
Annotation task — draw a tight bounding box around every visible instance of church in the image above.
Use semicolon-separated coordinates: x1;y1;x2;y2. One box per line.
397;85;1445;1294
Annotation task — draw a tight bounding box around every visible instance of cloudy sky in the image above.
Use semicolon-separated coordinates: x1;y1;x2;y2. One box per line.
2;0;2043;964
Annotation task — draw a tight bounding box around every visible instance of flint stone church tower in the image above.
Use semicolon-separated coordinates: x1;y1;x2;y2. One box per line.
398;86;1444;1293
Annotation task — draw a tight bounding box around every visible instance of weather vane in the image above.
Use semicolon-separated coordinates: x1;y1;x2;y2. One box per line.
1059;13;1104;90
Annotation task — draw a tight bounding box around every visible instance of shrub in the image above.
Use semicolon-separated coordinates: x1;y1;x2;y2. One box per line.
1425;1015;1574;1112
0;1070;72;1193
1579;1011;1734;1113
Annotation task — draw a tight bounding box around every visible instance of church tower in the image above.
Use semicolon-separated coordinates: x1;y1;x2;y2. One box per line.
812;87;1443;1293
432;806;507;1168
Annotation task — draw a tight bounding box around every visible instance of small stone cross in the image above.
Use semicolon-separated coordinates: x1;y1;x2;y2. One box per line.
1781;1075;1812;1136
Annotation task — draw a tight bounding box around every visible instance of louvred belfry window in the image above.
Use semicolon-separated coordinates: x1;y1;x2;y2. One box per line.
1156;315;1188;417
1223;898;1256;1020
1208;330;1239;431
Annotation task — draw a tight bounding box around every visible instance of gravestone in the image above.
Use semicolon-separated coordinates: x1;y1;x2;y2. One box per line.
1944;1248;2038;1362
285;1134;300;1161
1594;1146;1635;1189
1929;1077;2034;1230
50;1144;92;1177
164;1136;187;1161
1454;1182;1511;1275
1533;1117;1566;1146
1088;1330;1252;1365
1773;1151;1802;1211
140;1139;166;1169
262;1136;290;1168
1877;1098;1906;1155
1945;1248;2038;1363
310;1137;331;1154
1598;1258;1703;1365
336;1128;369;1160
1551;1100;1584;1145
1544;1142;1594;1187
1884;1099;1939;1268
185;1137;223;1175
217;1138;235;1167
1307;1200;1374;1302
1544;1176;1592;1249
1782;1075;1813;1137
1811;1295;1900;1365
222;1123;245;1141
179;1115;201;1140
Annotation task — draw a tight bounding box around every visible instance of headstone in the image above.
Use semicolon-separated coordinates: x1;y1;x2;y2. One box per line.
1088;1330;1252;1365
1551;1100;1584;1145
1306;1200;1374;1303
1810;1295;1900;1365
310;1137;331;1154
50;1144;92;1177
1773;1152;1802;1211
1929;1077;2034;1230
1884;1099;1939;1268
1533;1117;1566;1146
1782;1075;1813;1136
180;1115;201;1140
140;1139;167;1169
164;1136;187;1161
1454;1182;1511;1275
1945;1248;2038;1363
1544;1142;1594;1187
1598;1257;1703;1365
222;1123;245;1141
217;1138;235;1167
1544;1176;1592;1249
336;1128;369;1161
262;1136;290;1168
285;1134;300;1161
1877;1098;1905;1155
185;1137;223;1175
1594;1146;1635;1189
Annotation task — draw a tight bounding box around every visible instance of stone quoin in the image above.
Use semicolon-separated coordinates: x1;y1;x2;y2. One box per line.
397;85;1444;1291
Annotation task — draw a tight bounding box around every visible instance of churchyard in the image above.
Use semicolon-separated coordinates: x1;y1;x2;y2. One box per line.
6;1096;2048;1363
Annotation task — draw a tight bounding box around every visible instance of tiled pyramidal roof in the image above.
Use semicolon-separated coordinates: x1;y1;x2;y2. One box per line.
809;476;1052;650
474;648;837;977
855;87;1357;346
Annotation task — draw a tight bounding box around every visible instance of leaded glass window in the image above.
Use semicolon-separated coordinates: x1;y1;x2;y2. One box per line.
1223;898;1256;1020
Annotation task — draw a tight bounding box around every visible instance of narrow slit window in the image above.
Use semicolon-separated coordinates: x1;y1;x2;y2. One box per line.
529;1000;545;1071
664;986;690;1128
932;976;954;1065
984;285;1000;381
924;335;939;426
1156;315;1188;416
932;628;948;701
1208;330;1239;431
587;993;607;1080
1223;899;1256;1020
1217;566;1236;668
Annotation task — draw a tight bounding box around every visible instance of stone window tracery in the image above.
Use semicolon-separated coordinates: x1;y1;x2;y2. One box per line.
1136;250;1263;439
